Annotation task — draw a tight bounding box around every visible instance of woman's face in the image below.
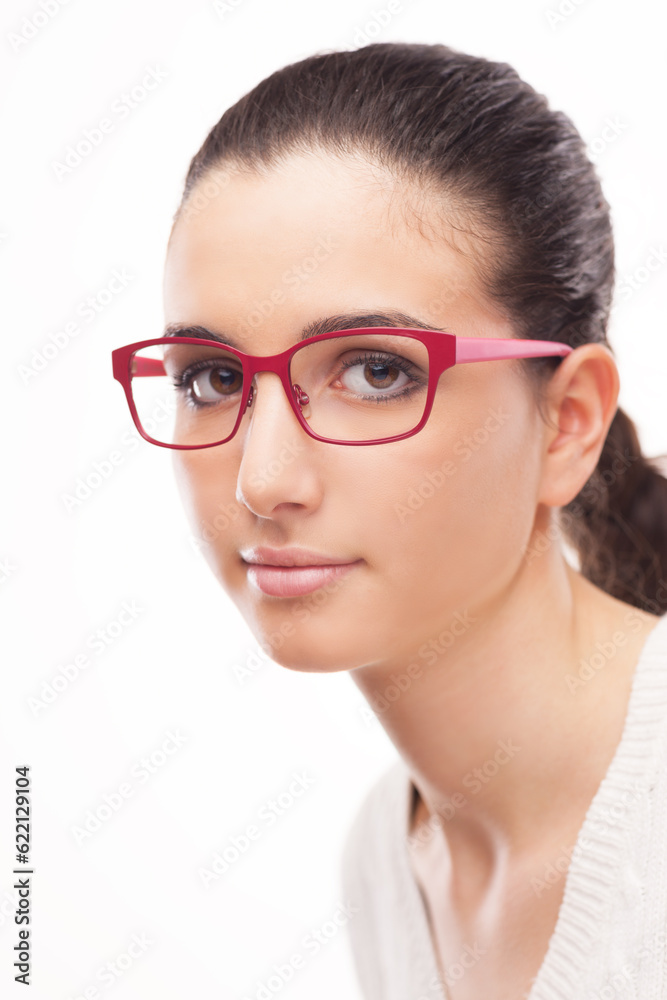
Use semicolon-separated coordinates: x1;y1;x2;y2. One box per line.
163;150;545;674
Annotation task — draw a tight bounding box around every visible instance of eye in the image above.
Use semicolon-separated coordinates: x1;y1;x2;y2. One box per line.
167;356;244;405
190;365;243;402
331;349;426;401
339;358;411;394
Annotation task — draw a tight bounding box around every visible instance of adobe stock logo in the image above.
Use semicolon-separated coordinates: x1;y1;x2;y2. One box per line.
394;406;510;524
198;771;316;888
7;0;71;52
18;268;134;384
51;67;169;180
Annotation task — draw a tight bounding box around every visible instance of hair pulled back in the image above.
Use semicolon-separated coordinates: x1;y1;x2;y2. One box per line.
173;42;667;614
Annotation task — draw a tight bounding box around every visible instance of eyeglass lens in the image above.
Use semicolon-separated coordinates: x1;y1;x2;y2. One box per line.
129;333;431;446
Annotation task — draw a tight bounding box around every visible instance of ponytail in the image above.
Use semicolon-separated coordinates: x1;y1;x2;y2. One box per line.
560;407;667;613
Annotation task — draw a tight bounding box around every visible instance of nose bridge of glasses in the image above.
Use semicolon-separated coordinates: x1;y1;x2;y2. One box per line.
236;369;315;463
244;368;305;423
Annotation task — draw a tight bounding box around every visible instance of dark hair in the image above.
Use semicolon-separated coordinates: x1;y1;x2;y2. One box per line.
172;42;667;614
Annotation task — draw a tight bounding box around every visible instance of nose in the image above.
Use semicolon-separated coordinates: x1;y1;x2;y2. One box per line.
235;371;323;518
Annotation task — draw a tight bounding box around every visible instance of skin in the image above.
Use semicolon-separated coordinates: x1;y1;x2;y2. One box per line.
162;149;662;990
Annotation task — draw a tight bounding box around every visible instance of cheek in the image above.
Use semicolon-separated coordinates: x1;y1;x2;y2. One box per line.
359;395;542;606
171;450;240;545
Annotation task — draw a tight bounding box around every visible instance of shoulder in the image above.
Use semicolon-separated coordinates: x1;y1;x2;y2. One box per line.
339;756;409;888
337;757;411;992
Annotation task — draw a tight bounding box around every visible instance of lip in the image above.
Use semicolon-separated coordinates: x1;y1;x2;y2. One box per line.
240;546;363;597
240;546;357;567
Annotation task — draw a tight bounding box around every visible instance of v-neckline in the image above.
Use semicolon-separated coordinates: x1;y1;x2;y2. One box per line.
399;613;667;1000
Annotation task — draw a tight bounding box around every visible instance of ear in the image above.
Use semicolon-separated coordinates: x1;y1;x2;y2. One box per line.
536;343;620;508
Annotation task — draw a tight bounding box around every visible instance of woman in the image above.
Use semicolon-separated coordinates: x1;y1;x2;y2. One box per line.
112;42;667;999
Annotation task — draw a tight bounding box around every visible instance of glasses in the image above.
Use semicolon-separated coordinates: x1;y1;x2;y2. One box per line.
111;327;573;448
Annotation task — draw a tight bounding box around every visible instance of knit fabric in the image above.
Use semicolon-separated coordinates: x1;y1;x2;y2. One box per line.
340;613;667;999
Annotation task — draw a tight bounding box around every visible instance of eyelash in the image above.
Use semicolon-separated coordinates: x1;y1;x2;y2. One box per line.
170;358;242;407
335;351;427;403
169;350;427;406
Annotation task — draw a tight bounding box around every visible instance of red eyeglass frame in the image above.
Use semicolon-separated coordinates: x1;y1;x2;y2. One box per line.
111;327;574;449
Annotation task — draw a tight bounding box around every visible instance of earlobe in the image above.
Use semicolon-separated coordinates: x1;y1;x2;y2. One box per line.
537;343;620;508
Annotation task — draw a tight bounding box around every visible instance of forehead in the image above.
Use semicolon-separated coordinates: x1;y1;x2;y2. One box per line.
162;150;508;346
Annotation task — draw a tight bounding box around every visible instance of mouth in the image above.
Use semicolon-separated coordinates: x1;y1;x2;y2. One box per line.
240;546;363;598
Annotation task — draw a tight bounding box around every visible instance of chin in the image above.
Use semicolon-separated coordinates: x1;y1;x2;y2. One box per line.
248;624;365;674
212;562;382;672
270;650;355;674
238;604;382;674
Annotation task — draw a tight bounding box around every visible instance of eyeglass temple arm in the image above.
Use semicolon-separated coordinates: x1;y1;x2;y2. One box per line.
131;357;166;377
455;338;573;363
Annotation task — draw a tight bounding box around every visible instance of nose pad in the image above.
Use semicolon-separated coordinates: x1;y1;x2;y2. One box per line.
292;383;312;421
244;381;309;412
292;383;309;407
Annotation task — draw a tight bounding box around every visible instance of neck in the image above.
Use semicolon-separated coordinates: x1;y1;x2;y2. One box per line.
351;552;661;878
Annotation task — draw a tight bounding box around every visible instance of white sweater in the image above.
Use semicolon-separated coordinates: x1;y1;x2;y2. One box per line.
340;612;667;999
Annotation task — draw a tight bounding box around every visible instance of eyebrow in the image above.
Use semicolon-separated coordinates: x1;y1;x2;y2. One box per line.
162;310;446;347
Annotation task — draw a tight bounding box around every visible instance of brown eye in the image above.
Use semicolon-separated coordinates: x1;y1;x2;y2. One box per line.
191;366;243;401
361;362;401;389
338;357;410;396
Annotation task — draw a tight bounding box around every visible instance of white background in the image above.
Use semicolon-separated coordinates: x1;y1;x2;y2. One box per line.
0;0;665;997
